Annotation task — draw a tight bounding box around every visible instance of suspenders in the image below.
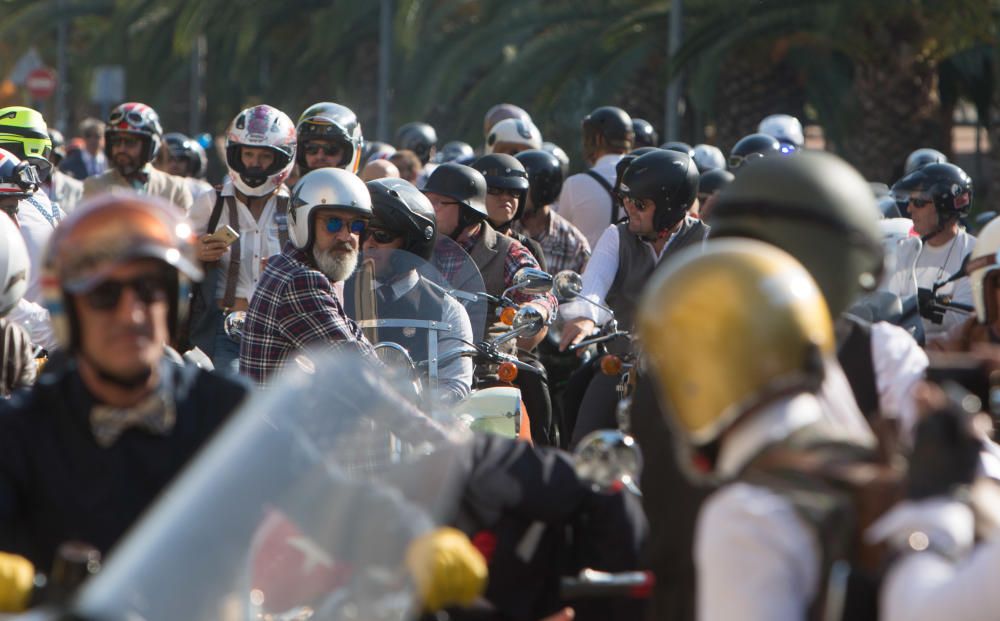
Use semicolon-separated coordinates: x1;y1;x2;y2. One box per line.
209;191;289;311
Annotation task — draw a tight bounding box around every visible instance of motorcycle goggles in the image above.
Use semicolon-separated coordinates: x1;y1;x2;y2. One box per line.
728;151;766;170
109;108;150;128
0;160;40;196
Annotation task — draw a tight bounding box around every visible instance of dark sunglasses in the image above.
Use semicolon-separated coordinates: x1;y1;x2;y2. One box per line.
82;274;170;311
368;228;400;244
624;196;651;212
304;143;343;157
323;216;367;235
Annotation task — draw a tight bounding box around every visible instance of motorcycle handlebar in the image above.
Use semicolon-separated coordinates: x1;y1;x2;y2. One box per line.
559;569;654;599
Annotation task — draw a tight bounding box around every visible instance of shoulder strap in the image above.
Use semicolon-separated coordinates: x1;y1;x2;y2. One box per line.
835;317;879;423
221;196;242;310
206;187;225;234
275;194;290;247
584;169;620;225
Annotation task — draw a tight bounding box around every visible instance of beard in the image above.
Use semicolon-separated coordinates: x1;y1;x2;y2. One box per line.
115;153;141;176
313;244;358;282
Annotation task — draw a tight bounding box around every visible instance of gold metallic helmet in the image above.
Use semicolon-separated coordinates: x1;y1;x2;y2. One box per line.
636;238;834;448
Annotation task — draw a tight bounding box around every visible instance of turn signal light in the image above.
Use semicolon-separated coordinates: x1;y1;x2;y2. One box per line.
600;355;623;376
500;306;516;326
498;361;519;383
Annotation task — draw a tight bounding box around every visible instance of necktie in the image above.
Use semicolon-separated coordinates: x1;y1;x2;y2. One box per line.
90;392;177;448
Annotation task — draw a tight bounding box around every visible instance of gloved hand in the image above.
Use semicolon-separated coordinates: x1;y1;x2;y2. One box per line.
0;551;34;612
405;526;487;611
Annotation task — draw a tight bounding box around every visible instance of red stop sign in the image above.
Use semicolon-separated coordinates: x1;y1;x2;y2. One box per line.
25;68;56;100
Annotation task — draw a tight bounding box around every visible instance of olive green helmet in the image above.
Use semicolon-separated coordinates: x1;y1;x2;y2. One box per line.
708;151;883;316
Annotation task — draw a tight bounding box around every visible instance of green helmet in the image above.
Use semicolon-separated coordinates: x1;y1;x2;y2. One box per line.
708;150;883;316
0;107;51;181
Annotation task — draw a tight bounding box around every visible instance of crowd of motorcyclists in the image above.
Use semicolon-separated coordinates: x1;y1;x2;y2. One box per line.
0;90;991;621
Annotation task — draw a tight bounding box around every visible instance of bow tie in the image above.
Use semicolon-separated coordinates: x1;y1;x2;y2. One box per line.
90;392;176;448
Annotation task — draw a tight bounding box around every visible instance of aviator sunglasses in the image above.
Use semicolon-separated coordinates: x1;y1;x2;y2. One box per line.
323;216;367;235
82;273;171;311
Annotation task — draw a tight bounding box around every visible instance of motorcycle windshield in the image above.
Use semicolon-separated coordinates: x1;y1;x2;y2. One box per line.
429;235;489;343
72;350;466;621
344;244;484;409
878;219;922;300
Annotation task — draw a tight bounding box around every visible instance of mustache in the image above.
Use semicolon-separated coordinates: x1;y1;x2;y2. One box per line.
329;242;355;253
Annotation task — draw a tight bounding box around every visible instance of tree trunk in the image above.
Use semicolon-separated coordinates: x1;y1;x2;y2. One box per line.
838;47;946;184
711;43;807;153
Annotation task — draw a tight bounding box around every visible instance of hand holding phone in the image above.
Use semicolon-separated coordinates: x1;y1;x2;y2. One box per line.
207;225;239;247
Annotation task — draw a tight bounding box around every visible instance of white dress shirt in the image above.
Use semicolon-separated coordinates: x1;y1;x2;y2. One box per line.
696;371;876;621
870;320;928;440
376;270;474;404
559;218;694;324
187;177;288;302
554;153;622;247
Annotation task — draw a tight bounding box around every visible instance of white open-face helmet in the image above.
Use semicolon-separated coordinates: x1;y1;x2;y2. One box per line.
757;114;804;149
968;216;1000;323
485;118;542;154
287;167;372;250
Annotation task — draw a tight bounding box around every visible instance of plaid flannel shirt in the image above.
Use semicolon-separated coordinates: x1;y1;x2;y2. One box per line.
513;210;591;274
239;241;375;386
441;226;558;316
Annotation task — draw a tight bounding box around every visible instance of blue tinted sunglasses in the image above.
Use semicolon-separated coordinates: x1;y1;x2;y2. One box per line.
323;216;367;235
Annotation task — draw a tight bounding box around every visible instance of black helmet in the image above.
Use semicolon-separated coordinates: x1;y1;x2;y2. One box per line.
614;147;660;191
542;141;570;179
728;133;782;171
631;119;658;148
698;168;735;197
366;177;437;260
582;106;633;155
422;163;488;225
296;102;364;173
903;148;947;176
362;140;396;164
395;122;437;165
620;149;699;232
434;141;475;165
660;141;695;158
891;162;973;221
47;128;65;164
515;149;563;208
472;153;529;222
710;150;883;316
163;132;208;178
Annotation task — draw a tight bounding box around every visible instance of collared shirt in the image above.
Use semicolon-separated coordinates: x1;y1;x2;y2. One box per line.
239;241;375;386
560;218;691;324
188;177;289;302
512;209;591;274
372;270;473;404
450;226;558;317
554;153;622;247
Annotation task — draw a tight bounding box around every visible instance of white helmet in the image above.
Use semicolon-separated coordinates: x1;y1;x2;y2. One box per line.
225;105;297;197
968;216;1000;323
288;167;372;250
692;144;725;172
485;118;542;154
757;114;804;149
0;211;28;317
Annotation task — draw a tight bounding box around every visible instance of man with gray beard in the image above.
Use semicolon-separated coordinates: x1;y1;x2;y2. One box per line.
239;168;375;386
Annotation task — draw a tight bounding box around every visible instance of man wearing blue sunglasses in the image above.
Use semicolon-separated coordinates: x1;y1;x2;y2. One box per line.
240;167;376;385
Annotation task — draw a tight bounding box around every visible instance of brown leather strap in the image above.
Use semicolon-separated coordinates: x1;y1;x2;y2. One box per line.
221;196;242;310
